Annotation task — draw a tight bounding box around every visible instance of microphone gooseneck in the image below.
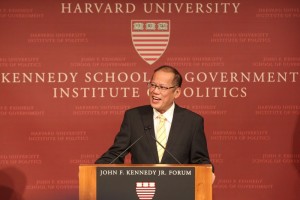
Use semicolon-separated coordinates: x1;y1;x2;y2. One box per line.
109;125;181;164
109;135;143;164
109;126;151;164
146;126;182;164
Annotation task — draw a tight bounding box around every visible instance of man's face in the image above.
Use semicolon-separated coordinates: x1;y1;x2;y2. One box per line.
149;70;181;113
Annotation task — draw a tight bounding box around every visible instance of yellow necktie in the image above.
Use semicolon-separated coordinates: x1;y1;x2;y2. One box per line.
156;114;167;163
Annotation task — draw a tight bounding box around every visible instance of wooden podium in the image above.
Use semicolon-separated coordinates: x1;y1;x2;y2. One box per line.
79;164;212;200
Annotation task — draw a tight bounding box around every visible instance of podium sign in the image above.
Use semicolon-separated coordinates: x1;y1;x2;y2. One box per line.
79;164;212;200
97;167;195;200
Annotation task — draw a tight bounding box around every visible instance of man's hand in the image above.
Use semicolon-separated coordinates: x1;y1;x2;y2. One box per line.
212;173;216;184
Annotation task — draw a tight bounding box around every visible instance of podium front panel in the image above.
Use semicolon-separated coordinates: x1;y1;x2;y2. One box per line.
79;164;212;200
96;167;195;200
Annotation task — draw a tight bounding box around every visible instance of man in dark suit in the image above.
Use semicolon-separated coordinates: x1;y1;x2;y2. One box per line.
95;65;214;176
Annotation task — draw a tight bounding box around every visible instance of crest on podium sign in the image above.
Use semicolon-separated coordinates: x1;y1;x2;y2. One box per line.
131;20;171;65
136;182;156;200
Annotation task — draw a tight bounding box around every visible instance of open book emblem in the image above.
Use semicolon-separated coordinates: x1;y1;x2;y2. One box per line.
136;182;156;200
131;20;171;65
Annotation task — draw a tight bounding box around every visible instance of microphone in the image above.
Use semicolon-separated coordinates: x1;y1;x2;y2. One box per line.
146;126;182;164
109;126;150;164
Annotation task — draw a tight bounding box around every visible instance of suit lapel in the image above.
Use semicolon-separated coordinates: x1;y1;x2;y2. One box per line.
162;104;184;162
139;106;159;163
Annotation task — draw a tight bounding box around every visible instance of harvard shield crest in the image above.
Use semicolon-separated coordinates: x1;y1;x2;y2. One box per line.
136;182;156;200
131;20;171;65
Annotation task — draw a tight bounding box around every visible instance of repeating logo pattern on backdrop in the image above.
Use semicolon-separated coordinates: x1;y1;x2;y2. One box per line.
131;20;171;65
136;182;156;200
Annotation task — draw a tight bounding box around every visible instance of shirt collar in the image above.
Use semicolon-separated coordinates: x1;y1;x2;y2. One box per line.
153;102;175;123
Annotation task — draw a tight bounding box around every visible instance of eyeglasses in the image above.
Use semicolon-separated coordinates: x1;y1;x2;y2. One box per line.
147;82;177;91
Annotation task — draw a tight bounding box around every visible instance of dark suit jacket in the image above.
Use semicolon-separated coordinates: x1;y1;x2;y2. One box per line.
95;104;213;170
